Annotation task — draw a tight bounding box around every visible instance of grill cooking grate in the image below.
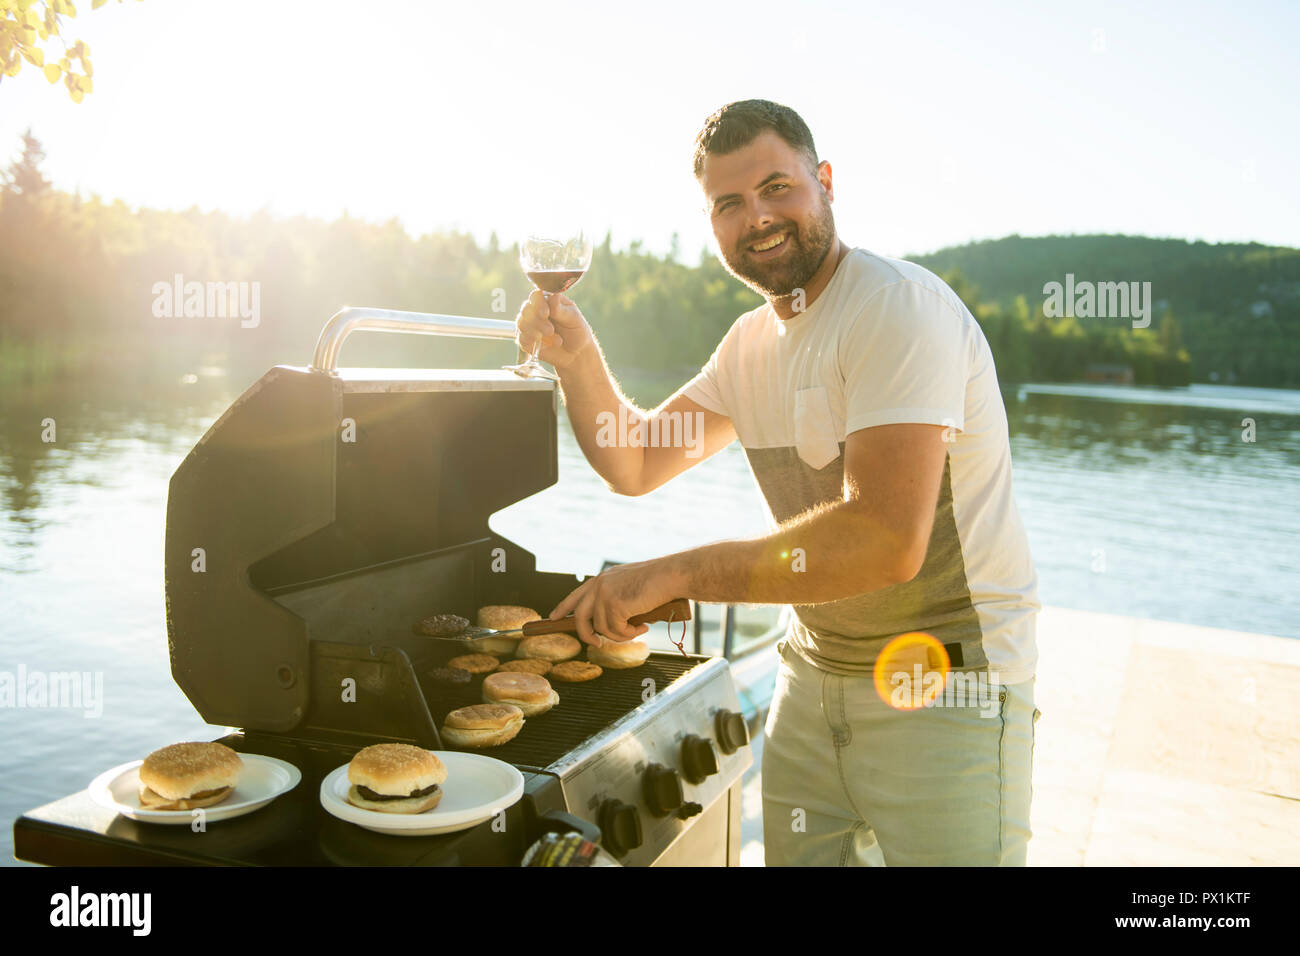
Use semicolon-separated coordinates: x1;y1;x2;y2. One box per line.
417;653;705;769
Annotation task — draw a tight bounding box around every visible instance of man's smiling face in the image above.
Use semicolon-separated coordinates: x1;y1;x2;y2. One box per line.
700;129;837;299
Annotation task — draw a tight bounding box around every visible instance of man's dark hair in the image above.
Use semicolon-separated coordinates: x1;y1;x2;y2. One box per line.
692;99;819;180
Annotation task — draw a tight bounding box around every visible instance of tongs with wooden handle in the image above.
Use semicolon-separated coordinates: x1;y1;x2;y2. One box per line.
442;598;692;643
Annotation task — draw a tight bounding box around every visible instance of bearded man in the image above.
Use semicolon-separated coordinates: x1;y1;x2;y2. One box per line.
518;99;1041;866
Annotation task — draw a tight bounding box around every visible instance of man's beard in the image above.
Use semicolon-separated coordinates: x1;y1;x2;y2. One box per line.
718;192;836;299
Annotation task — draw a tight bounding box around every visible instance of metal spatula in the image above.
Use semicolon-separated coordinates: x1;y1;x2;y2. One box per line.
419;598;691;643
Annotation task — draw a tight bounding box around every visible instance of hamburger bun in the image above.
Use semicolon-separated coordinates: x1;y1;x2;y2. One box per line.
477;605;542;630
516;633;581;663
472;636;523;656
441;703;525;748
482;671;559;717
586;638;651;669
549;660;603;683
446;653;501;675
138;742;243;810
498;658;552;676
346;743;447;814
473;606;541;655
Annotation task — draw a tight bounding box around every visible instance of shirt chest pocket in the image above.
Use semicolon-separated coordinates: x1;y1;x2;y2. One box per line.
793;386;842;470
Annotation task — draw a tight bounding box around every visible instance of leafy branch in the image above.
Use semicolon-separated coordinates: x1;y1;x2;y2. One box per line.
0;0;140;103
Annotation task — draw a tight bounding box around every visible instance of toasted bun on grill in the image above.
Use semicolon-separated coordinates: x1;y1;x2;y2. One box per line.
445;702;525;730
482;672;559;717
516;633;581;662
587;638;651;669
477;605;542;630
498;658;552;676
549;660;603;683
482;671;554;704
446;653;501;674
441;703;525;748
473;636;523;656
471;606;539;655
138;742;243;808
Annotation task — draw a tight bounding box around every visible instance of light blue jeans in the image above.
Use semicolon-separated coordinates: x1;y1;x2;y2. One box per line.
761;637;1039;866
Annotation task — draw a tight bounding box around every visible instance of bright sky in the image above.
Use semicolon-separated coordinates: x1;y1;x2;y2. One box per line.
2;0;1297;259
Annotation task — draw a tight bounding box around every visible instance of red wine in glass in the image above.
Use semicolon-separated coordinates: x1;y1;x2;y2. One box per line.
505;230;594;381
526;270;586;294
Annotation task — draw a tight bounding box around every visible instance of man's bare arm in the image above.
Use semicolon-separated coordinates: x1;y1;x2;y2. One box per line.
516;289;736;494
547;422;950;644
664;423;948;604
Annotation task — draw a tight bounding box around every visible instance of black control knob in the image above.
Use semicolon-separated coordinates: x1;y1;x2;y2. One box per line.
642;763;684;817
597;799;643;857
715;708;749;755
681;734;719;784
676;801;703;820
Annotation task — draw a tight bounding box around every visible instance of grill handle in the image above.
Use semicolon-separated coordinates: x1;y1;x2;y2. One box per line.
520;598;693;637
311;307;518;373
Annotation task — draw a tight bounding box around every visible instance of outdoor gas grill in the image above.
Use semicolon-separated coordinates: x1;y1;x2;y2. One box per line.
13;309;752;867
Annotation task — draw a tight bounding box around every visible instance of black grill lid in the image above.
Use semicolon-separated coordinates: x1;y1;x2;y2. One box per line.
164;311;571;737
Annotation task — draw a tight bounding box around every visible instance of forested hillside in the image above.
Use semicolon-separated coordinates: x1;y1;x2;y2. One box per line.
5;132;1292;391
914;234;1300;387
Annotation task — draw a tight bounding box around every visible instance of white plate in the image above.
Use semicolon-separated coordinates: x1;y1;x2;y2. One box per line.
89;753;302;825
319;751;524;836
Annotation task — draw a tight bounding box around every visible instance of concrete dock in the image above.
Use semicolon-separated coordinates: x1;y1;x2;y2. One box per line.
737;605;1300;866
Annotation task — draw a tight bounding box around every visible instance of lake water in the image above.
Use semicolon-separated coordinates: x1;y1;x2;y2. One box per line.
2;375;1298;865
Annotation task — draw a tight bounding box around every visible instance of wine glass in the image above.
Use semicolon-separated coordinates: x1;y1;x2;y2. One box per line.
504;229;594;381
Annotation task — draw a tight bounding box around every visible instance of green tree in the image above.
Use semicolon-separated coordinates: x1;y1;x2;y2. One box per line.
939;268;980;314
1158;310;1184;355
3;127;50;197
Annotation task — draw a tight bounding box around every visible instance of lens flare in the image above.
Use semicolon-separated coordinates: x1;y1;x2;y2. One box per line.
872;632;951;710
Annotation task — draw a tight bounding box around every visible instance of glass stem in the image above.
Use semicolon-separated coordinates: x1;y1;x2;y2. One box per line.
530;290;551;363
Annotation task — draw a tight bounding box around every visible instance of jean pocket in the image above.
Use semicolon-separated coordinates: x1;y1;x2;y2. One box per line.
793;386;841;470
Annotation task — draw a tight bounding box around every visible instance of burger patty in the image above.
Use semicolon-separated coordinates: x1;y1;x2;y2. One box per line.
187;787;232;799
355;783;440;801
139;785;233;808
414;614;470;637
427;666;472;686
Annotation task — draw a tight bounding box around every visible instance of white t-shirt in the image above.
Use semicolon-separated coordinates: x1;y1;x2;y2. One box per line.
681;248;1040;684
